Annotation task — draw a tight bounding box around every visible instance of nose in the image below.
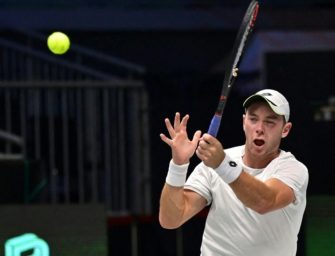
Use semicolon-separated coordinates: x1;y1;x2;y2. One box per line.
255;121;264;135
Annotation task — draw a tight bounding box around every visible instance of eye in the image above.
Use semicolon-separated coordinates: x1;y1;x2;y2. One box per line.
265;120;275;126
249;117;257;122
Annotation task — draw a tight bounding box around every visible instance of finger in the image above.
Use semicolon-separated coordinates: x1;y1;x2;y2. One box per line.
165;118;176;138
160;133;172;146
197;142;209;155
180;114;190;131
202;133;216;145
198;139;209;150
196;147;208;162
173;112;181;129
191;130;202;145
195;149;202;160
204;133;223;151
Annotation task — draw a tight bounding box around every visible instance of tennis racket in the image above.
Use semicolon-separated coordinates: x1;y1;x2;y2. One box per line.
207;0;259;137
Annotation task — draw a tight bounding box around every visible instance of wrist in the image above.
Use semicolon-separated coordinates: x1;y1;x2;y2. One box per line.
215;154;242;183
165;160;189;187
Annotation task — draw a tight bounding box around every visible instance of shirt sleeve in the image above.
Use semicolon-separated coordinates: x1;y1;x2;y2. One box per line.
272;158;309;205
184;163;213;205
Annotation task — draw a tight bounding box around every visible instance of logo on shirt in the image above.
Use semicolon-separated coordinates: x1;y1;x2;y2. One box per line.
229;161;237;167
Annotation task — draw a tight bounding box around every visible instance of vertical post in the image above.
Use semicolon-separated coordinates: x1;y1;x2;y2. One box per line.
131;217;139;256
85;88;98;203
47;89;58;203
103;88;112;209
176;228;184;256
140;89;152;214
118;89;127;211
61;89;70;203
4;89;12;153
128;89;141;214
76;89;85;203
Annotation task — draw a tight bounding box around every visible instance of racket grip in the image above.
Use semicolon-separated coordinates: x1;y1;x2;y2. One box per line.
207;115;222;137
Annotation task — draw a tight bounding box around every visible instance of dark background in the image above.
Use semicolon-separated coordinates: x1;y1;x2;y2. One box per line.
0;204;107;255
1;0;335;255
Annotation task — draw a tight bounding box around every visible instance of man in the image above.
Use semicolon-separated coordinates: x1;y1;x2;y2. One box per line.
159;89;309;256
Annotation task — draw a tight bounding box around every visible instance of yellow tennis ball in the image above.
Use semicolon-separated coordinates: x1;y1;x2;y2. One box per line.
47;32;70;55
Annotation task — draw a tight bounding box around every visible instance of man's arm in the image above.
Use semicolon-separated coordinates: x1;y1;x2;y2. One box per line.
159;184;207;229
196;134;295;214
230;172;295;214
159;112;204;228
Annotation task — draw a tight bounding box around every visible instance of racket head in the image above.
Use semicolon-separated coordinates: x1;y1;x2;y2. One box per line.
219;0;259;114
208;1;259;137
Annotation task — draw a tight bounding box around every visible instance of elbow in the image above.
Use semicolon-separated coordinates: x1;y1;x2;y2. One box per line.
254;207;271;215
159;221;180;230
159;212;182;230
249;200;274;215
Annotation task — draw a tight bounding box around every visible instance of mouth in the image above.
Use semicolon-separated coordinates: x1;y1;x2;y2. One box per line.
254;139;265;147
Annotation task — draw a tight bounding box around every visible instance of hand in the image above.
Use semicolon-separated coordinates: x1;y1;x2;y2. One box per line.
160;112;202;165
196;133;225;169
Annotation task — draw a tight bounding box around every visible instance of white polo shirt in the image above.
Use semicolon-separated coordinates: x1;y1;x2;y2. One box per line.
184;145;309;256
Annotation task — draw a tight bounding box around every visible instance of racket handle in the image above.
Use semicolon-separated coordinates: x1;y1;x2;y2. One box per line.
207;115;222;137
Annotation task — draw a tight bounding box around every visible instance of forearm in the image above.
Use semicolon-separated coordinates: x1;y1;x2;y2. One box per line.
229;171;276;214
213;154;278;213
159;160;189;229
159;184;186;229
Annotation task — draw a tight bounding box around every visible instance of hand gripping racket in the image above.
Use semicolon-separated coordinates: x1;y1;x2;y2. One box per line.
207;0;259;137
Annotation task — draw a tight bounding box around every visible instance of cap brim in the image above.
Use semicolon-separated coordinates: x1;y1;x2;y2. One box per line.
243;95;285;117
243;95;266;108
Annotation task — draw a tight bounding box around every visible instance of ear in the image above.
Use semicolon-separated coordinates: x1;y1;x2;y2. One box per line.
242;114;246;131
282;122;292;138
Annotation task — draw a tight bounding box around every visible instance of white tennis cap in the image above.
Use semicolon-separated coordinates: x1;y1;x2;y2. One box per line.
243;89;290;122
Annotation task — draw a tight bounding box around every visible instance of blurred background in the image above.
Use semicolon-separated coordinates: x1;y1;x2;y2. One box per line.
0;0;334;255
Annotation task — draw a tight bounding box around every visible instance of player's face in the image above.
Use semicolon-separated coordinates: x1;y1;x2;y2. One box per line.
243;102;291;161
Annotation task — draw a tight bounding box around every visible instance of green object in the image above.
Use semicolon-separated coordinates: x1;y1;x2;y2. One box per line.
306;196;335;256
47;31;71;55
5;233;49;256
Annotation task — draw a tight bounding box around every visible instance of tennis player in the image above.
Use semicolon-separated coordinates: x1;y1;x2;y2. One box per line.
159;89;309;256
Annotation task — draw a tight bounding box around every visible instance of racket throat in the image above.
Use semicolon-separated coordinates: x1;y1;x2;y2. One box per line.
216;98;227;115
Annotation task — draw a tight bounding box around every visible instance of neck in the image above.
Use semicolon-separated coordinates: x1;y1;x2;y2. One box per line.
243;148;280;169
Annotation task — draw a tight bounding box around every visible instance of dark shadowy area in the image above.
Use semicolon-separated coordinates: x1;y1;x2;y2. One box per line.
0;1;334;255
